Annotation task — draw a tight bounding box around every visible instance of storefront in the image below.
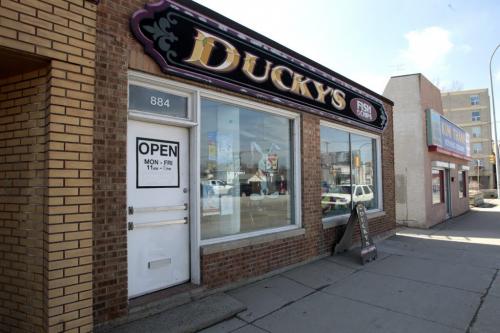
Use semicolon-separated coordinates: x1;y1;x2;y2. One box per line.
385;74;470;228
426;109;471;225
93;0;393;320
93;0;396;328
0;0;395;331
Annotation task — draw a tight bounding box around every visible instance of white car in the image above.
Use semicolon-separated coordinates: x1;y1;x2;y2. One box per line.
202;179;233;196
321;184;374;207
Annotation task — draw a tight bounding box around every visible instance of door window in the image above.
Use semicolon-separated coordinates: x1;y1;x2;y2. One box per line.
432;169;444;204
129;84;189;119
458;171;466;198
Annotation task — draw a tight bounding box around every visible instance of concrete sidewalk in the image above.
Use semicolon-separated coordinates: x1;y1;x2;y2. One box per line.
202;203;500;333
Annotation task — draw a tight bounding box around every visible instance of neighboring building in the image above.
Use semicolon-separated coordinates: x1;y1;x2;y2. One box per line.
384;74;470;228
442;89;494;190
0;0;396;332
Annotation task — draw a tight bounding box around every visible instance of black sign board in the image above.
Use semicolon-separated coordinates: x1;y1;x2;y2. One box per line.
356;203;378;264
334;203;378;264
129;85;188;118
130;0;388;132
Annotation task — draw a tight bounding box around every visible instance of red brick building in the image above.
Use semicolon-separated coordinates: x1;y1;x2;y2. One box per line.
92;0;395;329
0;0;395;331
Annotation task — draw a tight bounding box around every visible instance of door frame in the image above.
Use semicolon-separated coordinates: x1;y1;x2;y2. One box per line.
128;71;202;285
444;169;452;218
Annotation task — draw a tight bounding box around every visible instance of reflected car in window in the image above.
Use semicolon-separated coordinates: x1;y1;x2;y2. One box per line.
201;179;233;196
321;184;374;211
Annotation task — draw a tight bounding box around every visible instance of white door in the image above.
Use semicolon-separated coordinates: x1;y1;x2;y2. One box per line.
127;119;190;298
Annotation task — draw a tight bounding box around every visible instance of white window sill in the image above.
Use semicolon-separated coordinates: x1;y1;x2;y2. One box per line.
322;210;386;230
200;227;306;255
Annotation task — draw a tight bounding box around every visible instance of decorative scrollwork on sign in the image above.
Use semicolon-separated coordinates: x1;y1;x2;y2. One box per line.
130;0;389;132
379;108;387;125
142;12;179;61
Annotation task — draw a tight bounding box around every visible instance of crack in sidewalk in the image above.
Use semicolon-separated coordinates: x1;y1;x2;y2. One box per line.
466;268;499;333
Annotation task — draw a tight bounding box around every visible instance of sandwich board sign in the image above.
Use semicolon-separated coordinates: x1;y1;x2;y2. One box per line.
334;203;378;264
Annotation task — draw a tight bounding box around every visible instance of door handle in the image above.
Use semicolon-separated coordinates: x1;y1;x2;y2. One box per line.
128;217;188;230
128;203;188;215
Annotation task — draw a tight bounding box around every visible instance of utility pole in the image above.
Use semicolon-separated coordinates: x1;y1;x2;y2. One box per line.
489;43;500;198
477;159;481;191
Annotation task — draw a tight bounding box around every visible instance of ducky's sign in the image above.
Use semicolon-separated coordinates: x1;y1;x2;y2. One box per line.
131;0;388;131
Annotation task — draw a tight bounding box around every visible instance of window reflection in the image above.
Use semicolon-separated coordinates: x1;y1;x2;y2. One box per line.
200;99;294;240
321;127;351;217
350;134;377;210
320;126;379;218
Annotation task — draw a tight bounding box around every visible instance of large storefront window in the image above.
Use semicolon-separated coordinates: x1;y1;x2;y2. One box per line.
200;99;295;240
320;125;379;219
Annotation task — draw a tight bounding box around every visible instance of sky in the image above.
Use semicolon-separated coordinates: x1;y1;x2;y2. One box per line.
194;0;500;138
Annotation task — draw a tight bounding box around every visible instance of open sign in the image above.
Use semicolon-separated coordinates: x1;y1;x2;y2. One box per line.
136;137;179;188
138;141;178;157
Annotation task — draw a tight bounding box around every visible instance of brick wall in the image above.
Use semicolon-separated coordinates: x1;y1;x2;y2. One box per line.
45;62;95;333
379;101;396;234
0;0;97;332
0;68;49;333
92;8;129;323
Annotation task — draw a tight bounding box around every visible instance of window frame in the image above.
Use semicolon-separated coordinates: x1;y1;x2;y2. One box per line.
198;91;302;246
127;73;196;126
471;126;481;138
470;95;480;106
472;143;483;154
471;111;481;121
319;120;383;225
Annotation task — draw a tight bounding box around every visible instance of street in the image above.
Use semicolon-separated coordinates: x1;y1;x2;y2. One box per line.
201;201;500;333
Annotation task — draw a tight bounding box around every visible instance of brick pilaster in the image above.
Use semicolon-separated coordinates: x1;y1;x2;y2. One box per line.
45;62;95;333
0;0;97;332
